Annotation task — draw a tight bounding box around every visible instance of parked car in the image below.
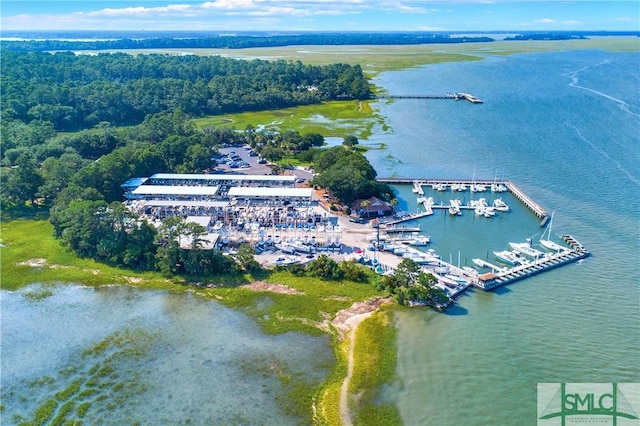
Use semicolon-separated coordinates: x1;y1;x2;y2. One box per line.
258;158;267;164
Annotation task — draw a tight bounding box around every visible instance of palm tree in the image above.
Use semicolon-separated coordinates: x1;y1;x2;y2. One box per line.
359;199;371;218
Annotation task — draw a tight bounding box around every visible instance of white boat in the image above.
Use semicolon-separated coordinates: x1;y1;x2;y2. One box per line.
448;199;462;216
212;221;224;231
492;198;510;212
483;207;496;218
273;256;299;266
509;239;544;258
491;183;508;193
463;266;479;276
472;258;486;267
494;250;523;265
538;212;566;252
408;235;430;246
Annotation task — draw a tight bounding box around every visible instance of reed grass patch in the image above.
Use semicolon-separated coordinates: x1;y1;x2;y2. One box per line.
193;100;380;139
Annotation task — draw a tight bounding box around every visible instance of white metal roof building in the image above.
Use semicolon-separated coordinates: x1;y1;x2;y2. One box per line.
147;173;296;187
227;187;313;203
129;185;219;200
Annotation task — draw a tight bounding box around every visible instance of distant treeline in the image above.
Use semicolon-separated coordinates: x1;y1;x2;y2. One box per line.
1;51;370;131
1;32;494;51
504;33;588;41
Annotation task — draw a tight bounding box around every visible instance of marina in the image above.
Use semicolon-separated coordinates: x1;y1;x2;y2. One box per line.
377;178;549;223
474;235;590;291
363;175;590;303
123;169;589;306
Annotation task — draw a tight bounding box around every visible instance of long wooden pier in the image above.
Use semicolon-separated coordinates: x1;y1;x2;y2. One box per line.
374;93;483;104
473;235;590;291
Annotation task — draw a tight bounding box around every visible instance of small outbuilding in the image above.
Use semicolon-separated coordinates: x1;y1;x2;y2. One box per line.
351;196;393;218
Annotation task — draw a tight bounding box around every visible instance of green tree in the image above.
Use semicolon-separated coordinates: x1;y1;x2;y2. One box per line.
342;135;359;147
1;154;43;205
307;254;343;280
237;243;259;272
339;260;369;282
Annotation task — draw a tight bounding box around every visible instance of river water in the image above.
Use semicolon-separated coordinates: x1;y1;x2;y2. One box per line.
1;286;333;424
2;47;639;425
365;48;640;425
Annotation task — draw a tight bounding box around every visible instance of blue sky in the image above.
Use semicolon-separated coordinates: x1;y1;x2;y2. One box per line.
1;1;638;32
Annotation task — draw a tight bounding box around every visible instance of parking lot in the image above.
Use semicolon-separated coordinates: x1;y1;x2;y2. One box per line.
213;146;314;185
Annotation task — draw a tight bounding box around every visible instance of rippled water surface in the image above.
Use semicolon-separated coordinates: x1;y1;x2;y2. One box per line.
365;49;640;425
1;286;332;424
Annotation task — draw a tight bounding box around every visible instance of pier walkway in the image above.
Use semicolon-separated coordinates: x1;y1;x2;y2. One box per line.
374;93;483;104
474;235;590;291
377;211;432;226
377;178;548;223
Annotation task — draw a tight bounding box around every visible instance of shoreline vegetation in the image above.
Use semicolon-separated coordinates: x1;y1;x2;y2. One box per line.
0;218;399;424
2;37;638;424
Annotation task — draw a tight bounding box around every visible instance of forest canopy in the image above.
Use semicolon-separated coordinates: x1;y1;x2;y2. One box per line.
0;51;371;132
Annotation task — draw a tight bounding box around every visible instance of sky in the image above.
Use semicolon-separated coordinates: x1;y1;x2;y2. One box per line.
0;1;638;32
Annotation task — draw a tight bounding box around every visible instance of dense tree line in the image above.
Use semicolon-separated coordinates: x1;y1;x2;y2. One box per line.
377;259;449;307
310;146;393;205
1;32;495;52
1;51;370;131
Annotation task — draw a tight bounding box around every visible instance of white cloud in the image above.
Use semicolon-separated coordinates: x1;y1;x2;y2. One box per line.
534;18;557;24
562;20;583;25
418;25;445;31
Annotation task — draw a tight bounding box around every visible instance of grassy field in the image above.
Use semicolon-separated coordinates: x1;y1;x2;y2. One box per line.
193;99;382;139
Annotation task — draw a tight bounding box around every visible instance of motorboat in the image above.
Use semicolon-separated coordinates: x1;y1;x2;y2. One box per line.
448;199;462;216
491;183;508;193
408;235;430;246
492;198;510;212
494;250;523;265
483;207;496;218
509;239;544;258
212;221;224;231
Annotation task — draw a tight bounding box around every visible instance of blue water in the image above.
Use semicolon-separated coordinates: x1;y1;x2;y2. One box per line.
0;286;333;425
366;49;640;425
1;48;638;426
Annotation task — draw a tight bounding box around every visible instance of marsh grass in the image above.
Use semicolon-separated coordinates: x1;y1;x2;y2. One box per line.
350;310;401;426
315;333;349;426
193;100;381;139
128;38;640;68
5;328;155;425
0;220;174;290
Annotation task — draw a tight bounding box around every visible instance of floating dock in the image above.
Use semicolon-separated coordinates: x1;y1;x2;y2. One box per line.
473;235;590;291
377;178;548;224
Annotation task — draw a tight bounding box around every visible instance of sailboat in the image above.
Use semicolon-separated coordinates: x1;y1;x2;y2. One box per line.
539;212;568;252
